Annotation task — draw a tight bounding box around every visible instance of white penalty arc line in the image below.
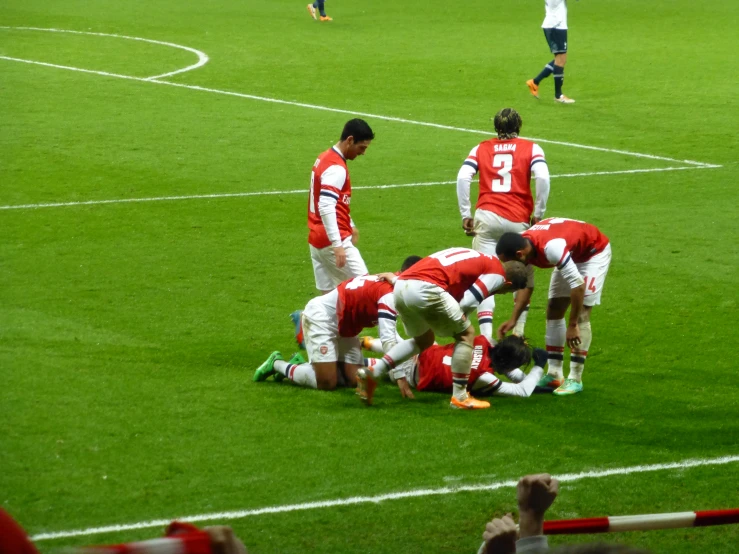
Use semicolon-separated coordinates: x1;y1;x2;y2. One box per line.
0;26;208;80
30;454;739;542
0;41;715;168
0;166;722;212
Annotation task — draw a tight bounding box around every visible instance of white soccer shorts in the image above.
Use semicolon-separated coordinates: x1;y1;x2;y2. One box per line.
394;279;471;338
309;236;369;292
472;209;530;256
548;243;612;306
302;290;363;365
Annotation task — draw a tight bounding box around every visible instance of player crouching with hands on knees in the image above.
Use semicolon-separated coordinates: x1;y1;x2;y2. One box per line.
362;334;548;399
357;247;528;409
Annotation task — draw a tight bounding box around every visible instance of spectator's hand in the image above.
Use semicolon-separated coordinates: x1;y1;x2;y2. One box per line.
482;514;517;554
462;218;476;236
532;348;548;368
517;473;559;515
333;246;347;268
376;272;397;285
566;324;581;349
205;526;248;554
397;377;415;399
496;320;516;340
351;227;359;245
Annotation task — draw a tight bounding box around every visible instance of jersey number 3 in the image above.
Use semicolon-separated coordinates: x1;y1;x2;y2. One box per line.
492;153;513;192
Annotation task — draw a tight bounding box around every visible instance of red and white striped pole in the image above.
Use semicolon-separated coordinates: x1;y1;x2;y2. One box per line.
543;508;739;535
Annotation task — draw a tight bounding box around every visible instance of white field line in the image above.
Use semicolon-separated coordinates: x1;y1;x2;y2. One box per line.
0;30;716;168
0;26;209;80
0;166;722;212
30;454;739;542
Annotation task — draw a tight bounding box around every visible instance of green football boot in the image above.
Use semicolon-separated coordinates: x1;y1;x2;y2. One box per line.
253;351;283;382
553;378;583;396
274;352;306;382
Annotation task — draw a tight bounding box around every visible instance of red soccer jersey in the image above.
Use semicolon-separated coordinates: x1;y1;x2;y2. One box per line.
523;217;610;268
308;147;353;249
398;248;506;302
336;275;396;338
471;138;543;223
416;336;494;392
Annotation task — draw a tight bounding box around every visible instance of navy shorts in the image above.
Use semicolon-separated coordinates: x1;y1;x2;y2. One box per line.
543;28;568;54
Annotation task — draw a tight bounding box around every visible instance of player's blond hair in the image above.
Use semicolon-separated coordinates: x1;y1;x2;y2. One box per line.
494;108;522;139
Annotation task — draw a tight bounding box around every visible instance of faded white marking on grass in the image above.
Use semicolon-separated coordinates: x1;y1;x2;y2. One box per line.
0;26;209;80
30;454;739;541
0;33;717;168
0;166;722;211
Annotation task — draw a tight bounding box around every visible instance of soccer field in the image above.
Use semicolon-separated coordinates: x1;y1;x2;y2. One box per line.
1;1;738;552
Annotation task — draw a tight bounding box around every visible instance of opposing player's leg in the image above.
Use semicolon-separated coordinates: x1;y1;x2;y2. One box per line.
306;3;317;19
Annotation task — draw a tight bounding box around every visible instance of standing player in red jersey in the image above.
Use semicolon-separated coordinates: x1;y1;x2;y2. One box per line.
254;257;419;395
359;247;528;409
456;108;551;343
363;335;549;398
308;118;374;293
495;218;612;396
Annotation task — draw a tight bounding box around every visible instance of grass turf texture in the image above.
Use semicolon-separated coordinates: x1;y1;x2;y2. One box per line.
1;0;738;552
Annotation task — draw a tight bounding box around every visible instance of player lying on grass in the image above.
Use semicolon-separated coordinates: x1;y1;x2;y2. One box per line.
362;334;548;398
358;247;529;410
253;256;420;394
496;217;612;396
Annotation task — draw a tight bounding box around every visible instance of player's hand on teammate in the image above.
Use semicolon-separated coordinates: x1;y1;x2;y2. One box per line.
566;323;581;349
333;245;347;268
496;319;516;340
481;514;517;554
397;376;415;399
376;272;398;285
205;526;249;554
462;217;476;236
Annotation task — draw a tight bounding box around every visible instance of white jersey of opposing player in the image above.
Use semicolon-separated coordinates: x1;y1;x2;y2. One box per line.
542;0;568;29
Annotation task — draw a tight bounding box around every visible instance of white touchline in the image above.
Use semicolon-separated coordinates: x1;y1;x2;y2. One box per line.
0;26;209;80
0;166;722;212
0;27;718;168
30;454;739;541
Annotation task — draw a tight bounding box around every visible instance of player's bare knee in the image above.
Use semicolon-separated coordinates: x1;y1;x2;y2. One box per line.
415;330;436;351
547;297;569;319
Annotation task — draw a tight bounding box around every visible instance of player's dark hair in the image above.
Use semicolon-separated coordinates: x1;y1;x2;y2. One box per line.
496;232;528;260
490;335;532;373
341;118;375;142
502;260;528;290
400;255;422;272
494;108;522;139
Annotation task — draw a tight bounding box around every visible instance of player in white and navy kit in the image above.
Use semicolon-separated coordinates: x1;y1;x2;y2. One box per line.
307;119;374;293
457;108;550;342
526;0;576;103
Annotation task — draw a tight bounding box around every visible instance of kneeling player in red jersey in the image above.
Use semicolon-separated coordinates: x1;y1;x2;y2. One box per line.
253;257;420;395
362;335;548;398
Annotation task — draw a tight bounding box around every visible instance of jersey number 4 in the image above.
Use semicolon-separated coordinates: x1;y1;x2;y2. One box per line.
492;153;513;192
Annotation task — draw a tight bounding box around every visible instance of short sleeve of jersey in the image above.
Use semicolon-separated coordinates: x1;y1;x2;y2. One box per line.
463;145;479;172
321;164;347;193
543;238;569;267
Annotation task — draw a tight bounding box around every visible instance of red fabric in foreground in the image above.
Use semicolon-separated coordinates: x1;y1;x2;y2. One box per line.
694;509;739;527
544;517;611;535
0;508;41;554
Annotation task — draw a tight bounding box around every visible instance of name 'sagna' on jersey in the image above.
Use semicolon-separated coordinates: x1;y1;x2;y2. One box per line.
494;143;517;153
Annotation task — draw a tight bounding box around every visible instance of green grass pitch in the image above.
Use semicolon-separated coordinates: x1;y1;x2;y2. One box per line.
1;0;738;552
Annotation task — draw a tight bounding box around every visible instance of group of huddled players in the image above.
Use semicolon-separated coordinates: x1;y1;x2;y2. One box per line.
253;110;611;409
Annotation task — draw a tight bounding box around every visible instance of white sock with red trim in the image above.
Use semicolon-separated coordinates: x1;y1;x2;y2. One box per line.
568;321;591;382
274;360;317;388
451;341;474;400
477;296;495;342
545;318;566;380
370;338;419;378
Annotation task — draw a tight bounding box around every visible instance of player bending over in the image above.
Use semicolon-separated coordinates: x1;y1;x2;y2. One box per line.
496;217;612;396
359;247;528;410
253;256;420;394
363;335;548;398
